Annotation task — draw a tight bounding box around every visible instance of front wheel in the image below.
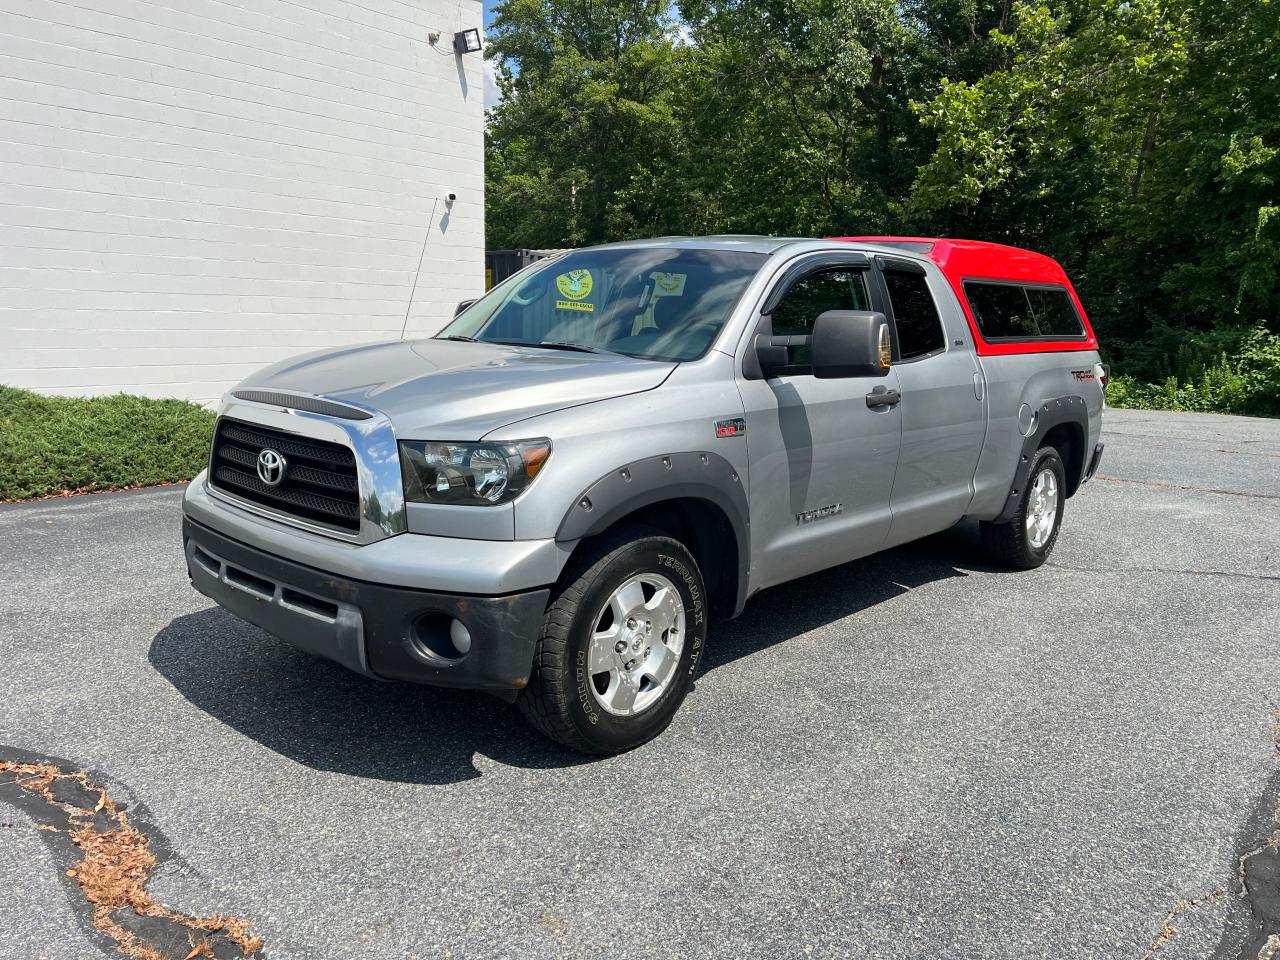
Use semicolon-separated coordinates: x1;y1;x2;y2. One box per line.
980;446;1066;569
517;527;708;754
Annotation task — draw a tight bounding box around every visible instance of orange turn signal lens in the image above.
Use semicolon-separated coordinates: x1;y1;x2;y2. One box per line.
521;441;552;478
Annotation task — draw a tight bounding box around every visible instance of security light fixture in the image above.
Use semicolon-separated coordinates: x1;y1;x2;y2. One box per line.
453;28;481;54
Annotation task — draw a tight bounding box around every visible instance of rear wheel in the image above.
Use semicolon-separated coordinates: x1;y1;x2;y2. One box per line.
517;527;707;754
980;446;1066;569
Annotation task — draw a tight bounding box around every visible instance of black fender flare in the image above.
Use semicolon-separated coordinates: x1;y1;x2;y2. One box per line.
994;394;1090;524
555;451;751;616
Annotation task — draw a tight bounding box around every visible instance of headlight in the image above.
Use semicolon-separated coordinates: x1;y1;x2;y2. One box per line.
399;439;552;506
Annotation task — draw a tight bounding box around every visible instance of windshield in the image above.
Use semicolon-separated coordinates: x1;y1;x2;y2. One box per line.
439;247;766;361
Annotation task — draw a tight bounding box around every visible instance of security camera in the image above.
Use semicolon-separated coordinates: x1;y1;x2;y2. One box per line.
442;190;458;205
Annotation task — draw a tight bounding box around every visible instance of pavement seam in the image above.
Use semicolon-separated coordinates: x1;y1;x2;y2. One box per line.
1045;561;1280;583
1099;431;1280;455
1092;475;1280;501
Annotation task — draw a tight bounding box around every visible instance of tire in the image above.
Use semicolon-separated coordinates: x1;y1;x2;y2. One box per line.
517;526;708;754
980;446;1066;570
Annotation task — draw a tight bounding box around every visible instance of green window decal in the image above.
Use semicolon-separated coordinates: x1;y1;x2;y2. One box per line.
555;269;594;311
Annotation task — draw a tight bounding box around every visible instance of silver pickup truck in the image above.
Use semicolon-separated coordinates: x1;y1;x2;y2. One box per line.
182;236;1105;753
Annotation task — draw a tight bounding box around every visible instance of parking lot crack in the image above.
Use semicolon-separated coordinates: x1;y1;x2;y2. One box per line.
1204;710;1280;960
1093;475;1280;501
0;749;264;960
1045;560;1280;583
1141;889;1227;960
1231;712;1280;960
1098;432;1280;458
1149;712;1280;960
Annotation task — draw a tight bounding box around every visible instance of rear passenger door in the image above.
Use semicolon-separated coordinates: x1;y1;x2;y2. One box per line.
874;258;988;547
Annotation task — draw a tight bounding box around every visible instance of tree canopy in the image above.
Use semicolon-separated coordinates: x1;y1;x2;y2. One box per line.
484;0;1280;413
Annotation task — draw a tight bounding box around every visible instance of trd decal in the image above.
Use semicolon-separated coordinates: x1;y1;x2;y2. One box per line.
796;503;843;525
1071;369;1097;382
714;417;746;438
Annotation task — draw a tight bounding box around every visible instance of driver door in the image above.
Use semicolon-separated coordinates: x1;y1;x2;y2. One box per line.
736;255;903;592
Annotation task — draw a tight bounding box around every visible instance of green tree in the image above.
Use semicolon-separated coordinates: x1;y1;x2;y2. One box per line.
909;0;1280;352
485;0;1280;413
484;0;684;247
664;0;1018;235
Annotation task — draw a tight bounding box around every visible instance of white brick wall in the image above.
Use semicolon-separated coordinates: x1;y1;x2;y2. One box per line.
0;0;486;404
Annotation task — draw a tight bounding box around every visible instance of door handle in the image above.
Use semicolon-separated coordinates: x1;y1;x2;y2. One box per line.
865;388;901;408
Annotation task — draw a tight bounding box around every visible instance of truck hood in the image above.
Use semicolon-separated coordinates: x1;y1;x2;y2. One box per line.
235;338;677;439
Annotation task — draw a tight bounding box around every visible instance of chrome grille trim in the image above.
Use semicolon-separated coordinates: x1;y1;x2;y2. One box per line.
206;397;407;544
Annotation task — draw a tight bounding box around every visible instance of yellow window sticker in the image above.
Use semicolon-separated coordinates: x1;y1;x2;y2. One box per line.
555;299;595;312
556;269;593;301
652;272;687;297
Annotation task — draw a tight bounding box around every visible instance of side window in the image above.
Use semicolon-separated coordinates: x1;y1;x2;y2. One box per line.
770;267;870;368
965;282;1085;340
883;270;945;360
1025;286;1085;337
964;282;1033;339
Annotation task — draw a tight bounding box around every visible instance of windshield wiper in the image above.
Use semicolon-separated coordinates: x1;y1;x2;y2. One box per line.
531;340;614;355
441;336;616;355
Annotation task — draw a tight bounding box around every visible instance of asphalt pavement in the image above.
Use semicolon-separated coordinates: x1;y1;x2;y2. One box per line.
1;407;1277;960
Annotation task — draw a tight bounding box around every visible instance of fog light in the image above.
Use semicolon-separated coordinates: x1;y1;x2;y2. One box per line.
449;618;472;655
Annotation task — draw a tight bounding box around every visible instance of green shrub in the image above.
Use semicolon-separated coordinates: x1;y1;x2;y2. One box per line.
0;386;215;501
1105;327;1280;417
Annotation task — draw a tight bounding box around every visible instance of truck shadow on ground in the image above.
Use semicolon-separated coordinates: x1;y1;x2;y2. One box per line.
149;524;996;786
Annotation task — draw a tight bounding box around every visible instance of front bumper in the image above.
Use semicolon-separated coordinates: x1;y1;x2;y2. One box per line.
183;517;550;697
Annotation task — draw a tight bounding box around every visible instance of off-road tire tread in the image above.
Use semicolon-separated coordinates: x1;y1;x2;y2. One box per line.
980;446;1065;570
517;525;681;754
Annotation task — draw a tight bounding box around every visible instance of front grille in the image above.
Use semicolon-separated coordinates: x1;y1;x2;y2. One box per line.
210;418;361;531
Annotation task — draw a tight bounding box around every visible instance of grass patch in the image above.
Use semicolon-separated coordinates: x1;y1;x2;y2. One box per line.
0;385;214;501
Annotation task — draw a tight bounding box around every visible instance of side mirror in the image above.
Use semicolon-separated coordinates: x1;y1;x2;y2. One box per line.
811;310;892;379
455;299;477;317
753;337;790;375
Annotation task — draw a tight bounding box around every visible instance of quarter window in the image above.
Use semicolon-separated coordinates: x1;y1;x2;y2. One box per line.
964;281;1085;340
883;270;945;359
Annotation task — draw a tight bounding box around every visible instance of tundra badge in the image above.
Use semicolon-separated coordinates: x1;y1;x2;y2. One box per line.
796;504;843;525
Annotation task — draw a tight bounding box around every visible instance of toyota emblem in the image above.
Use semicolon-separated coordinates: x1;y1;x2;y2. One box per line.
256;448;287;486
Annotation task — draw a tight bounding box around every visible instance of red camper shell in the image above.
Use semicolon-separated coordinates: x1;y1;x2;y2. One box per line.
832;236;1099;357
